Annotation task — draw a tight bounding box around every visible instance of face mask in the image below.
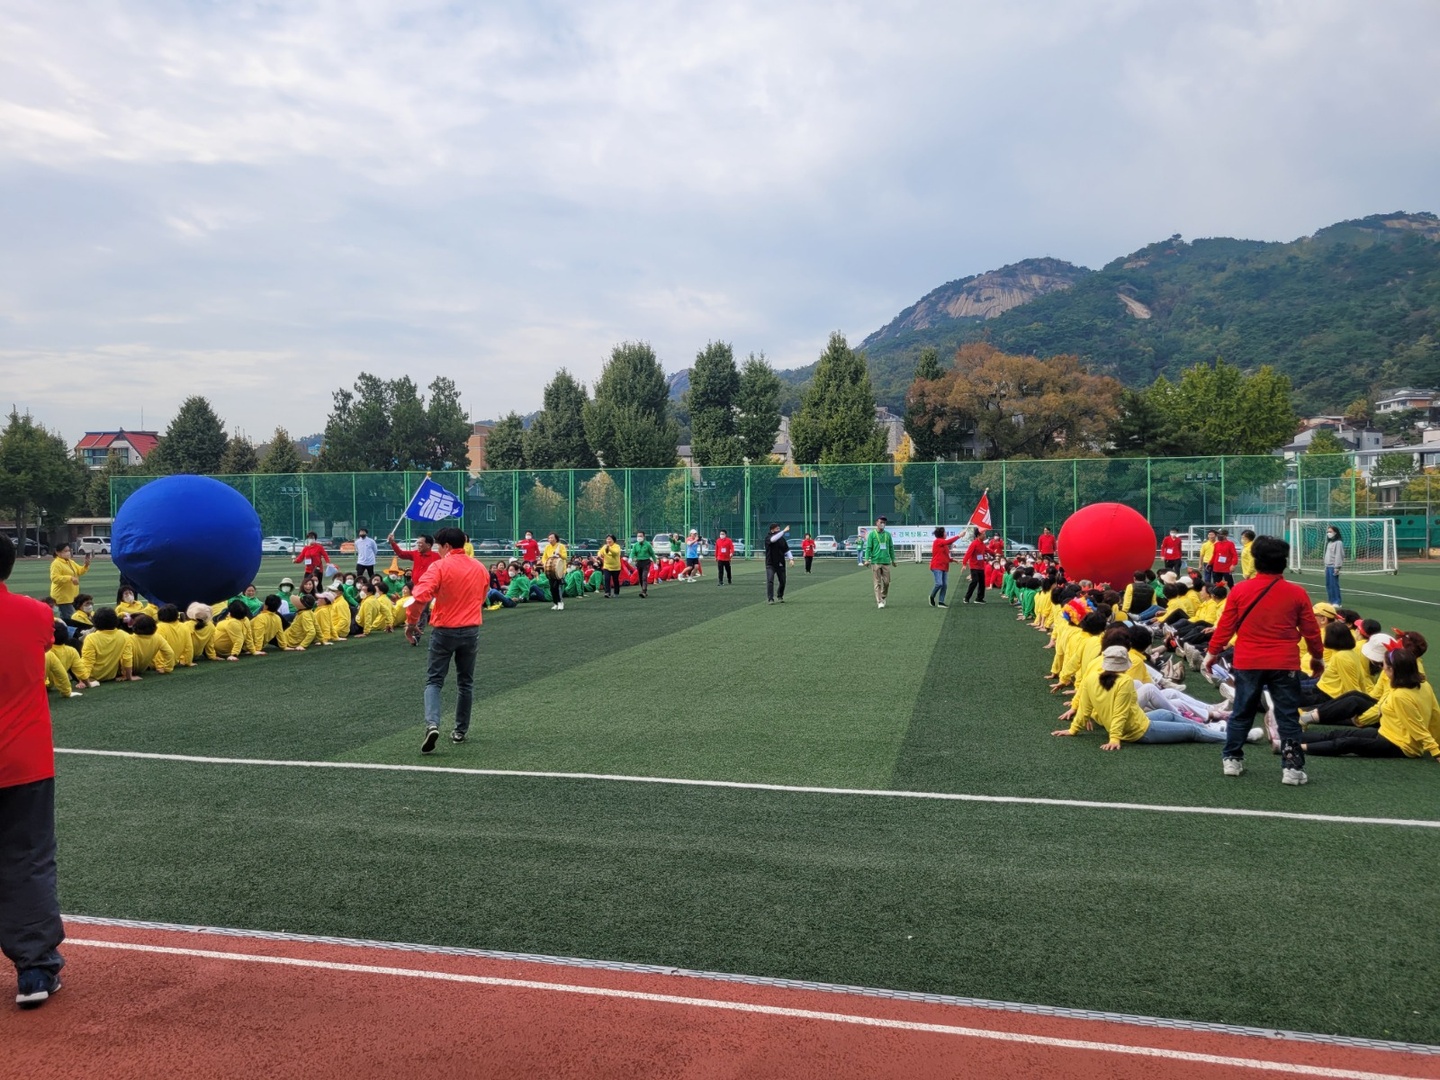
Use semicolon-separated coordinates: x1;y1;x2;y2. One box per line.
83;604;94;614
122;593;134;602
281;586;292;594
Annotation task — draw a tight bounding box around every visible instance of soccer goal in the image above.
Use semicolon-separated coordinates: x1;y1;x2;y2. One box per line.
1288;518;1399;575
1186;523;1244;558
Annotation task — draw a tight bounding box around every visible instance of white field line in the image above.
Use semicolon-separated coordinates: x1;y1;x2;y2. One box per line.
55;748;1440;830
1294;579;1440;609
64;939;1431;1080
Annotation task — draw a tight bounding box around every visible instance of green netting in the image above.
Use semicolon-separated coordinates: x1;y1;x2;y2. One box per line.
110;453;1427;556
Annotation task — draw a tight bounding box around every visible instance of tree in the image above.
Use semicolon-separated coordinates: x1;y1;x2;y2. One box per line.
1371;451;1417;483
317;373;471;471
525;370;596;469
318;373;392;471
1342;397;1372;428
736;353;782;463
789;332;888;465
904;346;972;460
425;377;473;470
486;413;527;471
1302;428;1351;479
80;450;132;517
687;341;743;466
148;396;227;474
583;341;679;467
0;410;86;544
259;427;303;474
1147;360;1297;456
1106;386;1203;457
218;435;259;475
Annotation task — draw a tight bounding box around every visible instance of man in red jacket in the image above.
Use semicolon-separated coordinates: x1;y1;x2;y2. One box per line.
714;530;734;586
961;528;989;604
389;531;442;637
1036;526;1056;558
1203;535;1323;786
0;534;65;1008
407;527;489;753
1210;528;1239;587
1160;528;1184;574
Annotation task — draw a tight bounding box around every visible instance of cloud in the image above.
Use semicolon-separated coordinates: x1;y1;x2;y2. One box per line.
1;0;1437;445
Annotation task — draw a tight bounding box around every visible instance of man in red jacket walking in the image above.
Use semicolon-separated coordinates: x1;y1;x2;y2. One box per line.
961;528;989;604
1210;528;1239;587
406;527;490;753
389;531;442;638
0;534;65;1008
1203;535;1323;786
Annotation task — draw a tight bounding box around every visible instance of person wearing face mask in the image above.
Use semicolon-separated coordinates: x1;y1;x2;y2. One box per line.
114;586;148;628
713;530;734;586
1323;525;1344;606
629;531;655;598
353;529;378;580
66;595;96;638
275;578;297;625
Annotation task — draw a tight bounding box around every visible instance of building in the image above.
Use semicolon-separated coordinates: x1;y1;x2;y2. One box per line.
466;423;492;474
1375;388;1439;415
875;407;905;456
75;430;159;469
1281;418;1385;474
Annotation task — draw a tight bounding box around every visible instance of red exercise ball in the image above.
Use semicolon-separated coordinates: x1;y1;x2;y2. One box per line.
1056;503;1155;587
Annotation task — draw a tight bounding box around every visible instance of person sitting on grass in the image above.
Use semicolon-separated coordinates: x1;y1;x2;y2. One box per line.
1052;646;1229;748
281;593;320;650
114;586;149;628
1299;621;1372;708
186;603;215;661
153;605;194;667
1303;631;1426;729
325;589;353;640
358;583;397;633
207;600;256;661
1054;609;1109;695
1300;646;1440;761
311;593;338;645
505;569;547;605
78;607;138;683
563;559;587;599
250;594;286;653
45;623;85;698
129;614;176;674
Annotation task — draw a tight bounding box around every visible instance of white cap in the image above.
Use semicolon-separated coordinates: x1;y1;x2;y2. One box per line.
1360;633;1394;663
1101;645;1132;672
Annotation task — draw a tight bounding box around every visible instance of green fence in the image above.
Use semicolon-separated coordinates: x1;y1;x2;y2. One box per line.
109;453;1439;556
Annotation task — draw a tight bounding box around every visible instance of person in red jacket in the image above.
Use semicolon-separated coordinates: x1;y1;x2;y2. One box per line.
985;531;1004;559
1203;535;1323;786
0;534;65;1008
1210;528;1239;587
1160;528;1184;574
516;531;541;564
294;532;329;581
406;527;489;753
714;530;735;586
928;527;963;607
956;528;988;604
801;534;817;573
388;532;442;638
1036;526;1056;558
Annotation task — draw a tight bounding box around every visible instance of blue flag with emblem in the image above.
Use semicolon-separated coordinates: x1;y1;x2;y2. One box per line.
403;476;464;523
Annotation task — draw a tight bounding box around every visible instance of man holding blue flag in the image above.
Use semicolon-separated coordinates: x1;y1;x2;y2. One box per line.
387;475;465;642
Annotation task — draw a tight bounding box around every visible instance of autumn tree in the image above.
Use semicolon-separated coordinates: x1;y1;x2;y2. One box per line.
904;346;974;461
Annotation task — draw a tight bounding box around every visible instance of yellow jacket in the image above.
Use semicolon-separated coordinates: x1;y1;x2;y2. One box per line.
79;629;134;681
249;611;285;652
156;620;194;666
358;595;393;635
49;557;89;604
132;633;176;673
282;609;319;650
1240;542;1255;579
1316;647;1373;700
1070;669;1151;743
542;541;569;569
390;597;411;628
1034;591;1053;628
116;600;150;620
46;644;83;696
190;621;215;659
1178;590;1200;617
314;602;336;643
208;617;251;659
1061;632;1103;687
329;598;351;640
1377;684;1440;758
1200;540;1216;566
599;542;622;572
1194;598;1224;625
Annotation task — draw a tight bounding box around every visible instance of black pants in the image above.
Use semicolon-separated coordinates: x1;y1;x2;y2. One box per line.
1312;690;1378;726
1164;559;1182;573
0;778;64;976
356;564;374;579
716;560;731;585
549;578;563;604
965;568;985;601
1303;729;1404;757
804;555;813;573
603;569;621;596
636;561;651;595
766;563;786;600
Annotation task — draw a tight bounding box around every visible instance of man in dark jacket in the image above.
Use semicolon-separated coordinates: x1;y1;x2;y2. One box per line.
764;523;790;604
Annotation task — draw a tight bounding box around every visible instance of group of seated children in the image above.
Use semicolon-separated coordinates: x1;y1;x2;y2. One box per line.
481;550;700;610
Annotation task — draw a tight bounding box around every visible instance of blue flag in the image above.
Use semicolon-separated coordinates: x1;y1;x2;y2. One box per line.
404;477;464;523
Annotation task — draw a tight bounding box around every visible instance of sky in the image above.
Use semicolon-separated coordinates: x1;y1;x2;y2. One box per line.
2;0;1438;447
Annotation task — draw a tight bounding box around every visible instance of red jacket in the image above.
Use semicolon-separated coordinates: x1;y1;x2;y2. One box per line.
1211;539;1239;573
407;551;490;628
715;537;734;561
962;538;988;571
1207;573;1322;671
1037;532;1056;556
295;541;328;574
0;583;55;789
394;543;442;584
929;534;960;571
801;538;816;557
986;536;1003;558
517;537;540;562
1161;535;1183;561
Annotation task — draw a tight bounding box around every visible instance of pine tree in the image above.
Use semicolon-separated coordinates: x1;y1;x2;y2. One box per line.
259;427;303;474
687;342;742;466
788;333;887;465
583;342;679;467
525;370;597;469
486;413;527;471
218;435;259;474
150;396;227;474
736;353;782;463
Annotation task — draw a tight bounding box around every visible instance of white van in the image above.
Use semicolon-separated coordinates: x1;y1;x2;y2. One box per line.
75;536;111;555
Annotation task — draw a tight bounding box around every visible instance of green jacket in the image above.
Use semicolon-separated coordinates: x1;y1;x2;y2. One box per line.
505;575;534;601
863;529;895;566
230;594;264;617
563;569;585;598
629;540;655;563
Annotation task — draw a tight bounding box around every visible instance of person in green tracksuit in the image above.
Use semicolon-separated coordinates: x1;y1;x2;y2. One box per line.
629;531;656;598
861;517;896;609
562;563;586;598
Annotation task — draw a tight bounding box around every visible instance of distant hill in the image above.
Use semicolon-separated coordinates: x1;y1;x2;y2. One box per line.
785;212;1440;415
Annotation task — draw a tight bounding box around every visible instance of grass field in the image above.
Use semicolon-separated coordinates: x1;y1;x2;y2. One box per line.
13;555;1440;1045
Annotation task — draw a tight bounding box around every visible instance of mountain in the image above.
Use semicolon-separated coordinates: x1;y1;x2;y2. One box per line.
790;212;1440;415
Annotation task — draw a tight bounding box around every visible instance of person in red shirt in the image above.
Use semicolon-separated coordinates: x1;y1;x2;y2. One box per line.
985;531;1004;559
388;532;442;636
0;534;65;1007
516;531;541;564
714;530;735;586
801;534;817;573
1160;528;1184;573
1036;526;1056;558
961;528;989;604
1210;529;1239;587
293;532;328;581
1203;535;1323;786
407;527;490;754
928;527;963;607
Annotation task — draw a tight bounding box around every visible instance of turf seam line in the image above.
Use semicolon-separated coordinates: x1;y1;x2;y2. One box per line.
61;916;1440;1055
60;938;1433;1077
1294;580;1440;608
54;748;1440;830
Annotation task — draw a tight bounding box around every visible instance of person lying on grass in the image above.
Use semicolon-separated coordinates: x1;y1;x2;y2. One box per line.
1052;646;1233;749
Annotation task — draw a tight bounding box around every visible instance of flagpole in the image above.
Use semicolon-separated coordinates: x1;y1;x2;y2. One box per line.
389;471;432;541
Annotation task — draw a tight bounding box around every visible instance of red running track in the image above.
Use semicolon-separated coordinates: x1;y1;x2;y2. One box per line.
4;922;1438;1080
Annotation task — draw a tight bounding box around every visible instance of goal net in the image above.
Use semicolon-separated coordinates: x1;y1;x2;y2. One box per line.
1288;518;1398;576
1186;523;1244;558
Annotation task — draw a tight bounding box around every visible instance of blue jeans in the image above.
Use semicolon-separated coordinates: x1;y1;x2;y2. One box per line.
424;625;479;735
486;589;516;608
930;569;948;604
1324;567;1342;606
1134;604;1162;621
1138;709;1226;743
1224;668;1304;764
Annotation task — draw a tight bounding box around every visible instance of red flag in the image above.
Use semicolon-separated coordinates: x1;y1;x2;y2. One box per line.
969;489;992;531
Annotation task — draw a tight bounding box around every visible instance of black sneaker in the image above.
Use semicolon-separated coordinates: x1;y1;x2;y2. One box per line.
450;731;466;743
974;599;986;604
420;728;440;754
16;969;60;1009
929;595;936;607
937;602;947;608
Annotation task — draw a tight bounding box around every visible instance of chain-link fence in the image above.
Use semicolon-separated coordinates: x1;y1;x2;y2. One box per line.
111;453;1440;556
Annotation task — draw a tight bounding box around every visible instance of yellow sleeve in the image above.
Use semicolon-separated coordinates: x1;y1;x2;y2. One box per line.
1060;633;1089;684
78;635;97;680
45;650;72;696
1381;690;1440;759
120;634;134;671
332;602;350;639
1069;673;1095;734
154;636;175;673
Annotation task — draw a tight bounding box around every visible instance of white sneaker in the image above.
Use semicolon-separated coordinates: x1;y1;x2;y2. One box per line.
1246;727;1264;743
877;601;884;609
1282;768;1308;786
556;602;564;610
1219;682;1236;702
550;603;559;610
1222;758;1245;777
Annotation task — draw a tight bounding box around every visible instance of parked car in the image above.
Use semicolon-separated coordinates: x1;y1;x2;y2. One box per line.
261;536;298;554
843;535;862;553
814;534;839;554
651;534;673;556
75;536;111;555
475;538;510;556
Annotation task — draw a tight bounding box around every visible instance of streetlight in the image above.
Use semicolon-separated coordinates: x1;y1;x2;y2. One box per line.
280;485;302;538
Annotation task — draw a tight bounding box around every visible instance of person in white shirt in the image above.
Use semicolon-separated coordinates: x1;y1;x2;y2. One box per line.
1323;525;1344;606
353;529;379;579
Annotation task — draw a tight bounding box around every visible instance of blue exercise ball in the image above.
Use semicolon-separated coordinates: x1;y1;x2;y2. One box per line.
112;476;263;608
